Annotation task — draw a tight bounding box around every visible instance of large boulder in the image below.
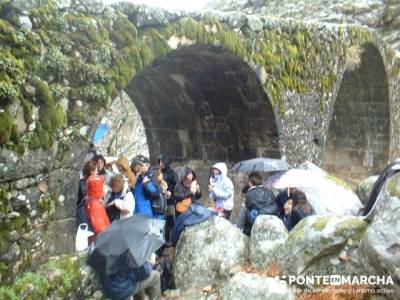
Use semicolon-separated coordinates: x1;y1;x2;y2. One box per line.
277;215;368;277
359;178;400;298
249;215;288;270
301;176;363;216
219;272;295;300
356;175;378;206
173;216;249;291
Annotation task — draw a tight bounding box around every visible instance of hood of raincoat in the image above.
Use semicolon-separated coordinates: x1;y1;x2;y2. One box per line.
212;162;228;177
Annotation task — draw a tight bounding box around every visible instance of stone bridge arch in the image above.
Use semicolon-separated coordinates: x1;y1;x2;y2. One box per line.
124;44;281;162
323;42;390;181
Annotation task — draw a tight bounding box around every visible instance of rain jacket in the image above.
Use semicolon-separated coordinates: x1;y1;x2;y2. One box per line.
85;195;110;235
245;185;279;216
101;262;153;300
209;163;234;211
172;204;215;245
134;169;163;218
286;206;315;230
87;175;105;199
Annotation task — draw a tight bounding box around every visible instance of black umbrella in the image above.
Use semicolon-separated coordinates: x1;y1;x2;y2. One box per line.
87;215;165;278
231;157;291;173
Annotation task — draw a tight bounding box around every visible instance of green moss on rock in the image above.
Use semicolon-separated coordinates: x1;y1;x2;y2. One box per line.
0;287;18;300
29;125;52;150
0;1;386;154
21;100;33;124
311;217;330;231
140;28;171;58
37;194;52;214
42;47;71;81
327;174;352;189
333;217;367;241
0;110;13;146
13;272;51;299
43;256;82;297
110;14;137;48
40;103;65;133
0;81;19;107
387;178;400;197
0;255;83;299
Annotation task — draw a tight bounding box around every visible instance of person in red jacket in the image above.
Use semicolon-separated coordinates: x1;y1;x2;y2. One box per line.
85;161;110;239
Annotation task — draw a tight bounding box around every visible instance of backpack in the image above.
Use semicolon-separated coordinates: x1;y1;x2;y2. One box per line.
75;197;94;232
246;208;258;224
152;192;167;215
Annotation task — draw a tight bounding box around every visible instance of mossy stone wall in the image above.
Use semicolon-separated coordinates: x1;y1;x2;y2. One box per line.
0;0;399;285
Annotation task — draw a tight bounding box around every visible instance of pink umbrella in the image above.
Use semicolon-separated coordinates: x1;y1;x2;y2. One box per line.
265;169;326;189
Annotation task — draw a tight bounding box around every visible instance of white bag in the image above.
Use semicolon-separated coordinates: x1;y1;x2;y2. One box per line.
75;223;94;252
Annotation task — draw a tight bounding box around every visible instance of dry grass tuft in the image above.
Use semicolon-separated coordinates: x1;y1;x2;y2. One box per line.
345;45;364;71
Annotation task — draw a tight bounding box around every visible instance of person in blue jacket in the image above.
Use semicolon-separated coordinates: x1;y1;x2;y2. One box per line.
134;156;154;217
134;157;166;218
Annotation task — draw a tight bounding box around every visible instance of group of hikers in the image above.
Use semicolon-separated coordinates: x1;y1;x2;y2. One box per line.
75;152;315;300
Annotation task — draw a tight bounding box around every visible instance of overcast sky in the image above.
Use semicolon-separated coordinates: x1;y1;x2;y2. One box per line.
103;0;214;12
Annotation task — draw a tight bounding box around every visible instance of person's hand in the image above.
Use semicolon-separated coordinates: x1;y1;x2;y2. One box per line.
160;181;168;192
166;190;172;199
142;176;150;184
284;199;293;215
106;201;115;207
147;253;156;265
208;184;216;193
190;180;197;194
196;184;201;192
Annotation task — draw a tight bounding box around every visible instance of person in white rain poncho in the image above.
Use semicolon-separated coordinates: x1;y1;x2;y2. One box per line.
209;162;234;220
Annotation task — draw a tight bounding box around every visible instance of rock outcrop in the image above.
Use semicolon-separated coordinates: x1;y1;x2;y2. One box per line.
359;177;400;298
220;272;295;300
249;215;288;270
356;175;378;205
173;216;249;290
277;215;368;277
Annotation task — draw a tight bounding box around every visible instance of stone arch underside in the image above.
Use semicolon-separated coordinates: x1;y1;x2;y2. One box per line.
323;43;390;180
125;44;280;162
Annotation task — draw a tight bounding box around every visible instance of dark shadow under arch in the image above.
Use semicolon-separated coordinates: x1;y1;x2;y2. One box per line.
125;44;280;162
323;43;390;181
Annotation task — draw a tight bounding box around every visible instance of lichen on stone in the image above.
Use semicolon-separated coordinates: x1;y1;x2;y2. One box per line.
0;255;83;299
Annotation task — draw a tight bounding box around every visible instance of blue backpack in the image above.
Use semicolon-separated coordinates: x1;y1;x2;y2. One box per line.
246;208;258;224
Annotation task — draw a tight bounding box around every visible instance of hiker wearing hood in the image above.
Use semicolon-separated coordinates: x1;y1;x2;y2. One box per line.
209;162;234;220
174;167;201;214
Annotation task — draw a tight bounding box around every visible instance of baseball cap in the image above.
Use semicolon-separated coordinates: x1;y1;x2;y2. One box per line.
132;155;150;166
